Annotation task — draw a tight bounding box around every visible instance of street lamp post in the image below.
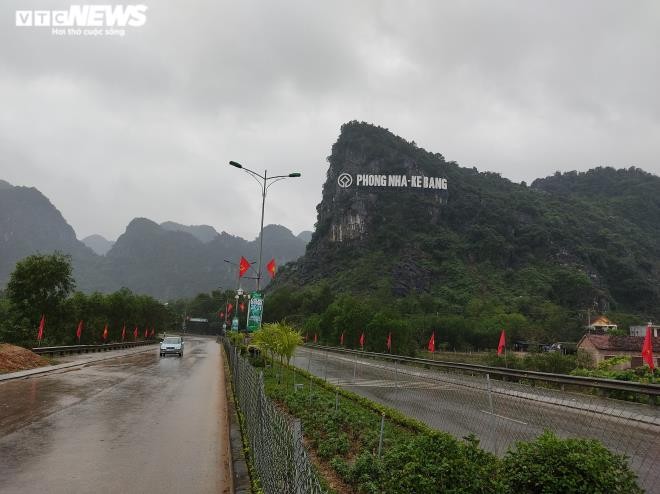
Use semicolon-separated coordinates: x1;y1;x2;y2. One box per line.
229;161;301;291
246;293;251;328
216;287;230;334
234;288;243;331
224;259;256;331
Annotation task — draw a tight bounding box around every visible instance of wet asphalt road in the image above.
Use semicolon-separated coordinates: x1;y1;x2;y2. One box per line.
0;336;230;494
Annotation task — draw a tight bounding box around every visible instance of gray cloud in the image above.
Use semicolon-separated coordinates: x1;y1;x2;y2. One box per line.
1;0;659;240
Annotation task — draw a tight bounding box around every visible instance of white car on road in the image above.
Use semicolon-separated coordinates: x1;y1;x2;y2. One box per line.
160;336;184;357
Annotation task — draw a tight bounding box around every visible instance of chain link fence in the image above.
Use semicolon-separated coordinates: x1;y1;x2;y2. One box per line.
294;346;660;494
224;341;325;494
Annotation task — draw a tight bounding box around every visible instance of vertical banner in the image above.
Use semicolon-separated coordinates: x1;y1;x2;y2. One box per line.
247;291;264;332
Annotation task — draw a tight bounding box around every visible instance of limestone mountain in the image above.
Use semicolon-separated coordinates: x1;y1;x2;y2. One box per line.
273;121;660;321
81;234;115;256
0;181;100;289
102;220;307;299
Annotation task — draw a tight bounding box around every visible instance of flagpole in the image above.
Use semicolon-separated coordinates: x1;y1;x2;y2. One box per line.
36;315;44;347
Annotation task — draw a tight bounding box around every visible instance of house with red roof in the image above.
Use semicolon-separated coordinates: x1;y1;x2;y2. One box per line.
577;334;659;369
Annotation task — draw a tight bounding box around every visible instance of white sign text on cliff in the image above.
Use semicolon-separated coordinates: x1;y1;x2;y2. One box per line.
337;173;447;190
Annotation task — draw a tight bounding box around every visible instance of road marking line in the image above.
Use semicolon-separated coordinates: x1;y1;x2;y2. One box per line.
480;410;528;425
331;378;455;390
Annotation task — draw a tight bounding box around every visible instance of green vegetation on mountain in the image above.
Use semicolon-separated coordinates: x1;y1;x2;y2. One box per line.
266;122;660;350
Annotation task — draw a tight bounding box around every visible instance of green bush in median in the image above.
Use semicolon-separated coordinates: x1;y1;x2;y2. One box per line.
501;431;642;494
380;434;503;494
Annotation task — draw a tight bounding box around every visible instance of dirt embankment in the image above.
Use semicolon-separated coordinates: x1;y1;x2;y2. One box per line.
0;344;50;373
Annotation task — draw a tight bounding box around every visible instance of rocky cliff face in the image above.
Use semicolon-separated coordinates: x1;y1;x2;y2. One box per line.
315;123;448;247
284;121;452;294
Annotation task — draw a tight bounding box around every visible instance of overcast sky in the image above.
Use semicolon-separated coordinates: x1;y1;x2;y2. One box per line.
2;1;659;241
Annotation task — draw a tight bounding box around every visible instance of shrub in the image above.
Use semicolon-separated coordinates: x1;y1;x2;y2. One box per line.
227;331;244;346
380;433;503;493
251;322;302;365
501;431;642;493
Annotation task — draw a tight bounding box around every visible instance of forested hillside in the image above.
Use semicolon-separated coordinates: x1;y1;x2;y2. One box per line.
266;122;660;350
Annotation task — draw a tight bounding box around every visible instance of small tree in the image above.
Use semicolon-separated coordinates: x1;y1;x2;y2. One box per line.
276;323;303;366
5;253;75;344
252;323;303;387
251;324;279;361
253;322;303;365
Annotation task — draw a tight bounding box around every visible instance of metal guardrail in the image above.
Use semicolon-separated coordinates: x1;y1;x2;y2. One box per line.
307;344;660;398
32;340;157;357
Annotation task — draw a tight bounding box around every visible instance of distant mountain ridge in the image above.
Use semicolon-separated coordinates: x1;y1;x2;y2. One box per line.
297;231;313;243
81;234;115;256
160;221;220;243
0;182;309;299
